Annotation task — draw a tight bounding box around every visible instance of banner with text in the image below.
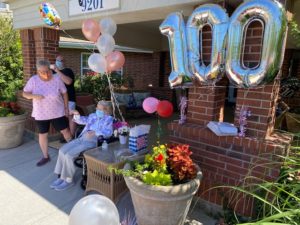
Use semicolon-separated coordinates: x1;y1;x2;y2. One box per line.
69;0;120;16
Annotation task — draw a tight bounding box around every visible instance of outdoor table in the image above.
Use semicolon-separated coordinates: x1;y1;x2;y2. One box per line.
83;142;147;203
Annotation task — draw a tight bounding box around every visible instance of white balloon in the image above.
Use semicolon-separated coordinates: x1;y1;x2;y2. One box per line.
96;33;115;56
88;53;107;73
99;17;117;36
69;194;120;225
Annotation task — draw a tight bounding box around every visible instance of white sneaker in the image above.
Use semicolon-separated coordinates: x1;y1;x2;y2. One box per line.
50;178;64;189
55;181;74;191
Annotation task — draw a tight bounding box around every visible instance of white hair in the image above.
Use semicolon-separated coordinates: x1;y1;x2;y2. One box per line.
97;101;112;114
36;59;50;69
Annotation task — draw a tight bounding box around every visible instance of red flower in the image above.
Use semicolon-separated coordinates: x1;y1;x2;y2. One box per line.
155;153;164;162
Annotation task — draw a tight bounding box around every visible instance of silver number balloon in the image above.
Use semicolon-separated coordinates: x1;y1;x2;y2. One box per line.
160;12;192;88
226;0;288;88
186;4;229;84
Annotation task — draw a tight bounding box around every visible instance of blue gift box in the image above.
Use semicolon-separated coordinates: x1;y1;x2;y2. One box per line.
129;134;148;152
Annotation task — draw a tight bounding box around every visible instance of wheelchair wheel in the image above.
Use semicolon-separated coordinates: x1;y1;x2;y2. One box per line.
80;175;87;190
74;155;83;168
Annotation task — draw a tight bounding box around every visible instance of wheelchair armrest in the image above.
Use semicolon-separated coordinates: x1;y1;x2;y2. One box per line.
97;135;119;146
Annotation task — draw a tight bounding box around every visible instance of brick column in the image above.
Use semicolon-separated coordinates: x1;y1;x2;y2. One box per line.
234;79;281;138
187;87;226;125
20;29;36;82
33;27;59;64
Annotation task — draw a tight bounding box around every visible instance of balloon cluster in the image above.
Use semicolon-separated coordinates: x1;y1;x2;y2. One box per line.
82;18;125;74
143;97;173;118
39;2;62;29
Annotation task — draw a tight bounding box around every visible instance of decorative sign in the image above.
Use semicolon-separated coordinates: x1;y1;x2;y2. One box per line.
69;0;120;16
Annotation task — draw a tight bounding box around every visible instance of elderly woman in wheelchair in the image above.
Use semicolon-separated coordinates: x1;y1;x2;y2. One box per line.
50;100;113;191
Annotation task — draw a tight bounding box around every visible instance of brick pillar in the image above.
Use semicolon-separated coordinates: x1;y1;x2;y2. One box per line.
20;29;36;82
33;27;59;64
187;87;226;125
234;80;280;138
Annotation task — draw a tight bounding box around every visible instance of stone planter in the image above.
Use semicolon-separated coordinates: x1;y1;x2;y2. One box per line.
0;112;27;149
124;164;202;225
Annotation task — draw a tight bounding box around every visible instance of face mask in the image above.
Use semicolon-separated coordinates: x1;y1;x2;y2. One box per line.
96;109;104;118
55;60;64;70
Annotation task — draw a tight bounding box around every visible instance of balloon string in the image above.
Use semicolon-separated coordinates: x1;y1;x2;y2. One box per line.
105;72;125;122
61;30;95;53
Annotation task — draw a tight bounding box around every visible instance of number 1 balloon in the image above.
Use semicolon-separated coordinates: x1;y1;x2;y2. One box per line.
160;12;192;89
39;2;61;30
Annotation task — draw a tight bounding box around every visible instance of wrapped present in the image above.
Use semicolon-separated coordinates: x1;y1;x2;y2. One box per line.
129;125;151;153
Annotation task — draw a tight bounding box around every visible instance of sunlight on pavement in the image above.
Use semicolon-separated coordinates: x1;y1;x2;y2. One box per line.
0;171;69;225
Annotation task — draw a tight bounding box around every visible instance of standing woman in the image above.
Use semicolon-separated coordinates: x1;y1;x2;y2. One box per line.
23;59;72;166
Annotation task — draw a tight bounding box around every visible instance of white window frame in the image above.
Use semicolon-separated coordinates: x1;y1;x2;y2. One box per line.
81;52;92;78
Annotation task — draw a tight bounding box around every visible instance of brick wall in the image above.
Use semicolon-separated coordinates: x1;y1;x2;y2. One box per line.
168;2;292;217
59;48;82;76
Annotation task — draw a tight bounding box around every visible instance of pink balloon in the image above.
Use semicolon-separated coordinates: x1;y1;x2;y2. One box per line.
106;51;125;72
82;19;101;42
143;97;159;114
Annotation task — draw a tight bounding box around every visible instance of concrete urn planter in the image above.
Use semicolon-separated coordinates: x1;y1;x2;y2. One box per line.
123;164;202;225
0;112;27;149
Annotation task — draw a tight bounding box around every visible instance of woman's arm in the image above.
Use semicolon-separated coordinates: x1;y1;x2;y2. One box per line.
71;110;89;125
22;91;44;100
62;92;69;116
51;65;73;85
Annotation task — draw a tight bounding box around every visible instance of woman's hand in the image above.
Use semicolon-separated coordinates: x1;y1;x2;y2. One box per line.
85;131;96;139
50;64;58;73
65;107;69;117
33;94;44;100
70;110;79;115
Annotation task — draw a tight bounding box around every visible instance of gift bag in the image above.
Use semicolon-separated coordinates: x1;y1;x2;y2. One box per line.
129;125;151;153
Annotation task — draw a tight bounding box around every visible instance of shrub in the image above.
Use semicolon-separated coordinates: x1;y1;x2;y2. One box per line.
0;16;23;101
75;72;127;101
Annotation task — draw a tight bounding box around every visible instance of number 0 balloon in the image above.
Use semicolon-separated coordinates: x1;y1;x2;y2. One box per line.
39;2;61;29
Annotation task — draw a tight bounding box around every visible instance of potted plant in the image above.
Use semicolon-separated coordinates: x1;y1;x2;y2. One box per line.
114;144;202;225
113;121;130;145
0;101;27;149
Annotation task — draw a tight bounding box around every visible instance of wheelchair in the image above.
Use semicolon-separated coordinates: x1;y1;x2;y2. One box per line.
73;121;119;190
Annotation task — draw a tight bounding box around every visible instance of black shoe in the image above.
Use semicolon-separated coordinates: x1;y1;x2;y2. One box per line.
36;157;50;167
59;137;67;143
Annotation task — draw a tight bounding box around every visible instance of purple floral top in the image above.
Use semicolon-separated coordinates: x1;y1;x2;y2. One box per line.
23;74;67;120
74;113;113;139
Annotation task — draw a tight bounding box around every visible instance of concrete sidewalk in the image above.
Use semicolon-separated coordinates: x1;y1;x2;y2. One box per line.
0;138;217;225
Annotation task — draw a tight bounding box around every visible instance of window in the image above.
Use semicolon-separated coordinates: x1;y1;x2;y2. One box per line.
81;52;123;77
0;3;9;10
81;52;91;76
